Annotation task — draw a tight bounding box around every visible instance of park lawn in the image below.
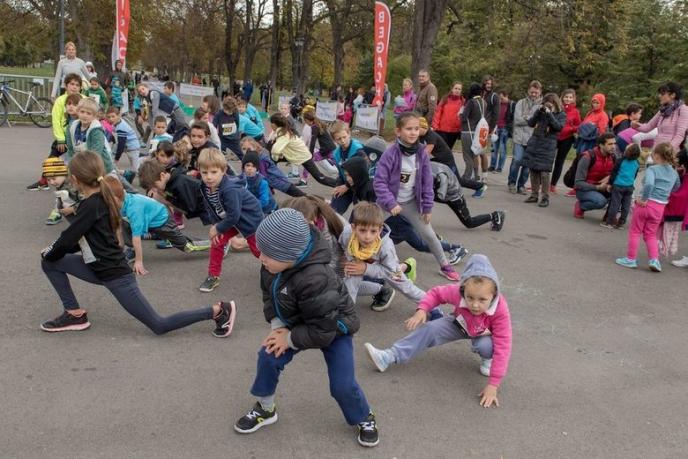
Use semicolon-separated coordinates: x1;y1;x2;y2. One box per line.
0;66;54;78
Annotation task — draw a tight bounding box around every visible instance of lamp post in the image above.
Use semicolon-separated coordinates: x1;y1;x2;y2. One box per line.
59;0;65;58
294;36;305;94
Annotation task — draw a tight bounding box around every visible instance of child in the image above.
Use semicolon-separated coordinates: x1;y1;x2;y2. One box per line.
616;143;681;272
268;113;337;187
236;97;265;141
43;157;79;226
106;107;142;179
239;137;304;197
136;83;189;136
329;120;366;213
163;81;181;105
233;209;379;447
339;202;424;311
154;141;180;171
39;151;236;337
85;77;108;111
197;148;263;292
241;152;277;215
374;112;460;281
665;150;688;265
66;98;115;174
364;254;512;408
201;94;220;123
148;116;174;155
192;107;221;148
432;162;505;231
300;111;338;187
106;176;209;274
188;122;217;173
213;96;243;159
602;144;641;229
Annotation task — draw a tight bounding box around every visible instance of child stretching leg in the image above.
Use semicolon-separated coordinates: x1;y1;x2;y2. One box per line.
365;254;512;408
233;209;379;447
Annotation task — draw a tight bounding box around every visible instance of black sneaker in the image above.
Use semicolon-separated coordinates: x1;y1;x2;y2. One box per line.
234;402;278;434
199;276;220;293
40;311;91;332
212;301;236;338
357;413;379;447
491;211;505;231
371;285;395;312
447;246;468;265
27;180;49;191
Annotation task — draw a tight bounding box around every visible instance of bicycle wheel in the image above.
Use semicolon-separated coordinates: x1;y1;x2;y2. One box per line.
0;95;8;127
29;97;53;128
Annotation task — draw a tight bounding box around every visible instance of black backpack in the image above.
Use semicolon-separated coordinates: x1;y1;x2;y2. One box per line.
563;150;596;189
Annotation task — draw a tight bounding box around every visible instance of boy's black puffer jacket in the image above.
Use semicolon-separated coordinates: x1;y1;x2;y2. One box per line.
260;230;359;349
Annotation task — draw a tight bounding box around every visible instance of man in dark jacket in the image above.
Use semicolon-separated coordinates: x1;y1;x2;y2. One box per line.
573;132;617;218
234;209;380;447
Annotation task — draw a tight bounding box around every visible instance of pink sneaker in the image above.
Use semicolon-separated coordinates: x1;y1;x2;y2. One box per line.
440;265;460;281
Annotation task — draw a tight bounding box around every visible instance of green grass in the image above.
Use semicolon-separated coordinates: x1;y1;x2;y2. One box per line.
0;66;54;78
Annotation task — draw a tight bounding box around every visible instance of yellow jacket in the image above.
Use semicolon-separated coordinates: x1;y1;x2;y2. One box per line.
270;129;312;164
52;92;85;143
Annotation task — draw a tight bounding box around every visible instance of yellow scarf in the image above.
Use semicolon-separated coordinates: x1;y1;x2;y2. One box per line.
348;234;382;261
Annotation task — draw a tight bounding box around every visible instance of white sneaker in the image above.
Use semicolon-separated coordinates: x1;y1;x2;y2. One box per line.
364;343;394;372
479;358;492;377
671;256;688;268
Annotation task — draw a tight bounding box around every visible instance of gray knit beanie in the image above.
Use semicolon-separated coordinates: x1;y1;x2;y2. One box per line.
256;208;312;262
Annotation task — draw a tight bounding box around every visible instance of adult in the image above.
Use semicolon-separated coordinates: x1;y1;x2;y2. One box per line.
460;83;486;182
106;59;130;111
211;77;220;98
574;133;617;218
481;75;500;135
522;93;566;208
551;88;581;192
191;73;202;85
136;83;189;135
330;85;342;101
415;69;438;122
432;81;464;150
51;41;91;99
580;93;609;140
489;88;515;173
393;78;417;120
632;82;688;155
508;80;542;194
243;80;254;102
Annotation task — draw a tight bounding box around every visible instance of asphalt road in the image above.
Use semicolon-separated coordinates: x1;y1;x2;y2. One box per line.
1;126;686;458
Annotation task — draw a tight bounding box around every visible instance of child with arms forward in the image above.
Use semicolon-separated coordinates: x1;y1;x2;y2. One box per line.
233;209;379;447
43;158;79;226
365;254;512;408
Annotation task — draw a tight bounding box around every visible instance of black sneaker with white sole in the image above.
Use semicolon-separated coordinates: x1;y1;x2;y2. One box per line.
212;301;236;338
40;311;91;332
447;246;468;265
27;180;49;191
234;402;278;434
491;211;505;231
357;413;379;447
199;276;220;292
371;285;395;312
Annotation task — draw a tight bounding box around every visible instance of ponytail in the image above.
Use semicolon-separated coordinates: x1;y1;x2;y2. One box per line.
282;195;344;238
270;113;296;138
100;176;123;233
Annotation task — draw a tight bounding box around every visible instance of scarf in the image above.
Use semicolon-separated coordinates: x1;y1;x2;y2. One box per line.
348;233;382;261
397;138;420;156
659;99;683;118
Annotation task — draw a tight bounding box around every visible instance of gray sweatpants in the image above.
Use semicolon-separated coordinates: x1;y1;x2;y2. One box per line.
344;273;425;303
398;200;448;267
391;315;493;364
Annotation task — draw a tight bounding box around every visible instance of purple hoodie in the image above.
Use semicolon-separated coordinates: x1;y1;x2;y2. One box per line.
373;141;435;214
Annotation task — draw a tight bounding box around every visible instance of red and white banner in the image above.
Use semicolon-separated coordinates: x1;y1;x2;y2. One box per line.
372;1;391;107
111;0;130;69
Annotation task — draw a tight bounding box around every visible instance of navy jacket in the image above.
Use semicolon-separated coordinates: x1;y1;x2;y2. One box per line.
201;175;263;236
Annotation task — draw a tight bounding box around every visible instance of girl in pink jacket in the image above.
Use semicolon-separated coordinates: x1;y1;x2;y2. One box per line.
364;254;512;408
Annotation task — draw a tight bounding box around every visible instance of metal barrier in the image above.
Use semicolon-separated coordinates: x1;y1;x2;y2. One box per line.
0;73;54;99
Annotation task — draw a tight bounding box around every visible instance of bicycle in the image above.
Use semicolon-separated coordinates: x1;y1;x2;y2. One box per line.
0;80;53;128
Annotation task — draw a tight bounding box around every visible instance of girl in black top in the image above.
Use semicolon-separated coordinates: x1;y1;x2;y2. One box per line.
40;151;235;337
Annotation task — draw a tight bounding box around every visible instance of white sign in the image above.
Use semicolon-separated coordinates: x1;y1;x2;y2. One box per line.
354;105;380;132
315;101;338;122
179;83;214;98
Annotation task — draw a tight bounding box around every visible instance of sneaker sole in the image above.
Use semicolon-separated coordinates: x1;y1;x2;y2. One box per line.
212;301;237;338
358;435;380;447
615;261;637;269
649;265;661;272
40;321;91;332
233;412;278;434
364;343;387;373
199;283;219;293
371;289;395;312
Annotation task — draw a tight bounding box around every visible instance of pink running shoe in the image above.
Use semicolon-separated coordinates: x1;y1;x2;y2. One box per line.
440;265;460;281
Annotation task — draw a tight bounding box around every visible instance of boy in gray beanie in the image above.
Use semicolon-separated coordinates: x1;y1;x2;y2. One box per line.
234;209;380;447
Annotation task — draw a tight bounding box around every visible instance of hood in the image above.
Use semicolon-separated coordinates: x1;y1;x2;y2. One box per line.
460;254;501;315
341;222;392;247
341;156;370;190
215;173;247;191
612;114;628;128
363;135;387;163
591;93;606;112
289;230;331;270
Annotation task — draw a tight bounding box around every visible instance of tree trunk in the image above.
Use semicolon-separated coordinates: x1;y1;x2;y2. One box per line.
288;0;313;95
269;0;281;91
325;0;346;87
224;0;238;86
411;0;448;85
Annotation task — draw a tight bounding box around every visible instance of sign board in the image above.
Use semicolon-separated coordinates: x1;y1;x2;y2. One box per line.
315;101;338;122
179;83;214;98
354;105;380;133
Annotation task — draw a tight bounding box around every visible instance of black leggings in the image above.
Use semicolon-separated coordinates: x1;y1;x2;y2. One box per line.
301;159;337;187
437;131;460;150
551;137;575;186
432;158;482;191
446;197;492;229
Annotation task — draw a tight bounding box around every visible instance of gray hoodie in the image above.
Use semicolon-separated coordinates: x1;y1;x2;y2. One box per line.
460;254;501;313
512;96;542;146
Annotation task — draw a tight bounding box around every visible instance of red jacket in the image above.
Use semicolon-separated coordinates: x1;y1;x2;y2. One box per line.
582;93;609;136
432;94;464;133
558;103;581;140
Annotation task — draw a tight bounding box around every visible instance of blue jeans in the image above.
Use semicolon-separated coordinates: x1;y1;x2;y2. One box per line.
41;254;214;335
250;334;371;425
508;143;529;189
331;190;354;215
576;189;609;211
385;216;457;253
490;127;509;171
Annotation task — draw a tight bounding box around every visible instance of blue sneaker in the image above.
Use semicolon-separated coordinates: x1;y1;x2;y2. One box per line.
648;259;662;272
615;257;638;269
471;184;487;198
156;240;173;249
